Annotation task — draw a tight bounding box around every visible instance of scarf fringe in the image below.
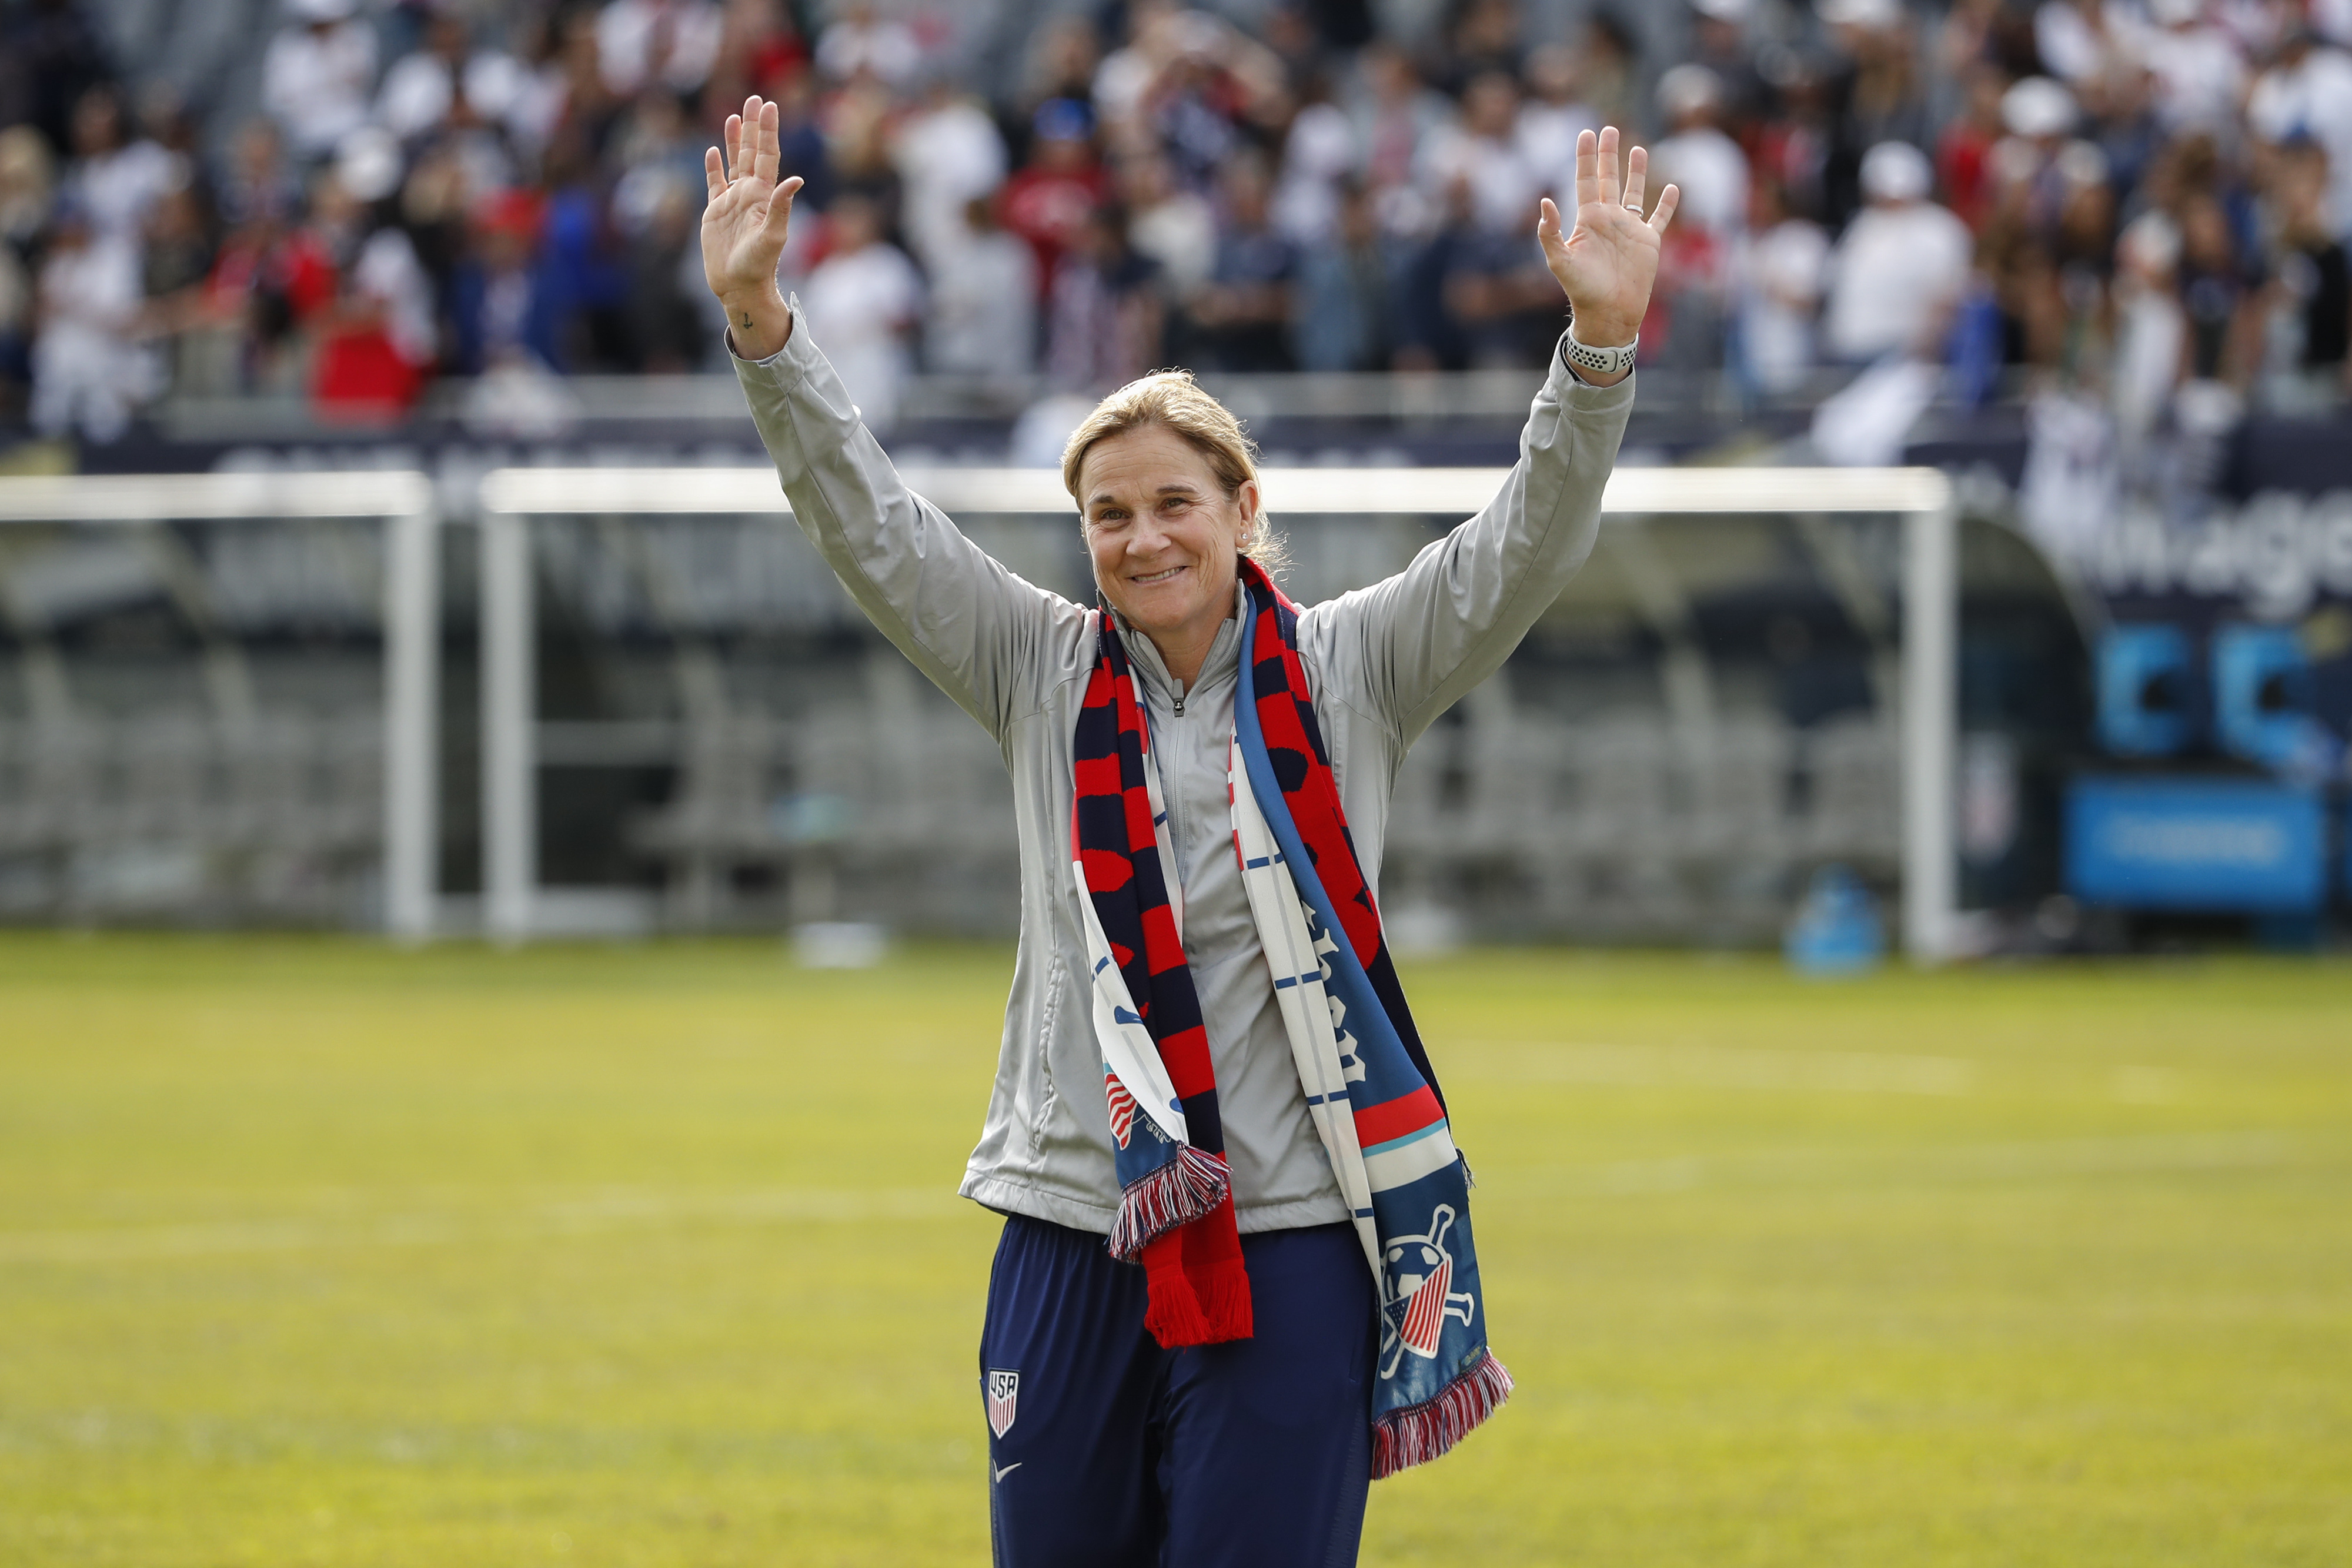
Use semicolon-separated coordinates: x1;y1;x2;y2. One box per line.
1370;1349;1514;1480
1106;1144;1230;1262
1142;1252;1254;1347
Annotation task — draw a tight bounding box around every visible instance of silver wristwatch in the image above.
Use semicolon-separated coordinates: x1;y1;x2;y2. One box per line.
1561;329;1639;379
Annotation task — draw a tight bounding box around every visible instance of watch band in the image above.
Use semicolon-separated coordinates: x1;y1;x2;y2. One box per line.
1562;329;1638;379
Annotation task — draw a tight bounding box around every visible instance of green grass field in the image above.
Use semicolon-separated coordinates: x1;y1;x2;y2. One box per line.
1;935;2347;1566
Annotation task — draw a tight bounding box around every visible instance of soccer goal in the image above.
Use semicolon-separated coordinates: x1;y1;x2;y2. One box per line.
477;464;1963;960
0;471;440;938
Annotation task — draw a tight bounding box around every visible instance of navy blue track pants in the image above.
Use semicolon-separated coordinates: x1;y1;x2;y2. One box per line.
978;1213;1377;1567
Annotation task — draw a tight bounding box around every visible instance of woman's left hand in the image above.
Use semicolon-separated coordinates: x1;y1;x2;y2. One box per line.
1537;126;1681;350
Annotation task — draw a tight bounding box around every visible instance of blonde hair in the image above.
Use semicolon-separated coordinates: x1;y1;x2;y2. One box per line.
1061;370;1287;576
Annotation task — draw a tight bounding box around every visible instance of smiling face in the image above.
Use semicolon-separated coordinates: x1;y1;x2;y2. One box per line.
1078;424;1258;655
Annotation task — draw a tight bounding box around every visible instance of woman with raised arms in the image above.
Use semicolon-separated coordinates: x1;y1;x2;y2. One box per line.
700;95;1676;1567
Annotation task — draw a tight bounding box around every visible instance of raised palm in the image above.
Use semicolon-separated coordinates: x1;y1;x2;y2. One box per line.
701;95;803;305
1536;126;1681;348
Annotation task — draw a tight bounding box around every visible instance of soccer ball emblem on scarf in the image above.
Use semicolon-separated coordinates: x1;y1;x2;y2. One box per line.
1379;1205;1479;1378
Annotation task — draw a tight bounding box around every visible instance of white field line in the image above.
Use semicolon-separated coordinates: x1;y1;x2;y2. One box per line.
1531;1131;2297;1198
0;1187;952;1266
1472;1041;1980;1096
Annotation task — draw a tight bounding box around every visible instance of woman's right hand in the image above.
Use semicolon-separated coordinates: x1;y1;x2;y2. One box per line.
701;93;803;360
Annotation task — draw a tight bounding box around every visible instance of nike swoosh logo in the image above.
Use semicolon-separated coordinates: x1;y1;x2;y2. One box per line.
993;1461;1022;1482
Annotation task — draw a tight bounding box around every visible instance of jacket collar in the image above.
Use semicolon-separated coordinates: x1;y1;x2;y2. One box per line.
1107;579;1247;707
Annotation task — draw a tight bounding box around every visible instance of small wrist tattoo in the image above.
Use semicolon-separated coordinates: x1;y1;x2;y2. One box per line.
740;312;753;329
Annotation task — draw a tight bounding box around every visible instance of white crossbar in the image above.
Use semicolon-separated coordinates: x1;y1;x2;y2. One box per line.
481;465;1952;518
0;470;434;521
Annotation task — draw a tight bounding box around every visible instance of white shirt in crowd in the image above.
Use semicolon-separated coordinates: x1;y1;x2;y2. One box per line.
354;227;438;366
2248;44;2352;236
2034;0;2137;83
801;239;924;429
66;139;179;245
2144;19;2247;132
597;0;722;97
262;18;379;158
1416;121;1539;234
926;220;1036;376
1515;95;1596;204
1824;197;1975;362
891;97;1008;275
1130;183;1219;297
32;234;153;443
1738;216;1831;392
1271;100;1359;246
1652;125;1750;236
816;14;922;86
377;46;532;143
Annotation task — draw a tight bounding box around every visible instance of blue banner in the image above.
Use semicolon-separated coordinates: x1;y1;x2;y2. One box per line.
2065;778;2327;912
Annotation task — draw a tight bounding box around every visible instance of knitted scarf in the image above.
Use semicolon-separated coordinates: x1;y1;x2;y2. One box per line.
1071;557;1512;1478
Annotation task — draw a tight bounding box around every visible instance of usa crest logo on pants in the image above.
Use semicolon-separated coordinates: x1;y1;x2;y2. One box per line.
984;1368;1019;1438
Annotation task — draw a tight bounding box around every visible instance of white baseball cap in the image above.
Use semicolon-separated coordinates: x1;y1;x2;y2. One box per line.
1818;0;1905;29
2002;76;2078;138
1859;139;1932;202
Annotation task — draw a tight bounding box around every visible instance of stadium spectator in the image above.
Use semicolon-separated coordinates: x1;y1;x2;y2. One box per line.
626;175;709;371
2143;0;2248;134
1000;98;1105;301
597;0;723;99
1515;42;1597;202
1425;0;1525;99
0;125;54;250
701;0;808;121
308;165;436;418
31;202;151;442
924;195;1034;377
1651;65;1749;238
1573;11;1643;142
1733;177;1830;394
2270;138;2351;376
62;85;177;248
1270;73;1358;246
137;180;223;394
2177;191;2264;384
891;73;1008;278
2247;26;2352;237
1819;0;1932;229
799;191;920;427
1293;177;1393;371
1122;147;1218;309
1991;76;2084;241
1021;14;1100;119
816;0;922;89
2111;208;2187;448
1936;62;2009;232
1045;202;1161;390
261;0;379;163
1688;0;1769;137
1418;69;1540;236
1349;39;1449;238
1188;152;1296;371
377;9;532;151
1823;140;1972;363
448;188;559;375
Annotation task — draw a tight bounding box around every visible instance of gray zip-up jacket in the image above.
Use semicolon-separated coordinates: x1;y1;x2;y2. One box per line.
734;317;1632;1237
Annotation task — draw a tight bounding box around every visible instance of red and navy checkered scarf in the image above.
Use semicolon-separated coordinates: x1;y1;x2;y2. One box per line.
1073;557;1509;1476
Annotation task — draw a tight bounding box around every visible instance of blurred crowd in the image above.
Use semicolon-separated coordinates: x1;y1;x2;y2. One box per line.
5;0;2352;442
